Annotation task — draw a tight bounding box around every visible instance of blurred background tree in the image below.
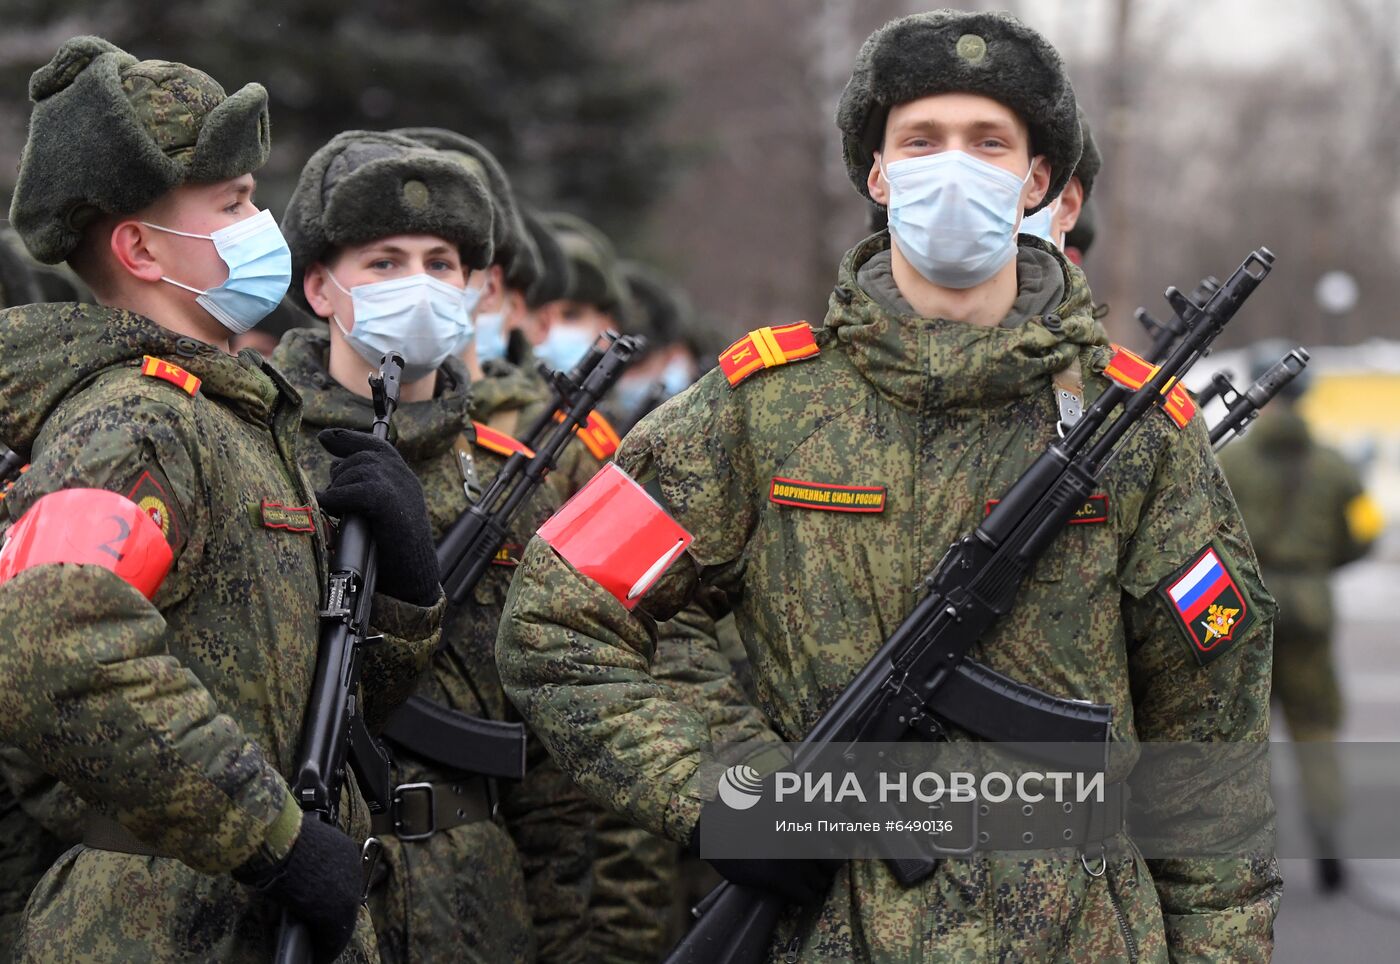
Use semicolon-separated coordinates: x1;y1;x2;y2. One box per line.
1;0;1399;354
0;0;676;245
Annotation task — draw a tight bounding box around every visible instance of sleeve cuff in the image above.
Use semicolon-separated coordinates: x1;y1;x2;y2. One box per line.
370;588;446;643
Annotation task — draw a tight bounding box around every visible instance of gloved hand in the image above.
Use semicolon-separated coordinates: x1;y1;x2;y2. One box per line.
316;428;440;606
235;814;362;964
690;798;838;905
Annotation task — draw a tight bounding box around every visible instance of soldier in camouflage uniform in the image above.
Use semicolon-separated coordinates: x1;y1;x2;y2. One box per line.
498;10;1280;962
1022;108;1100;261
401;143;704;961
0;37;444;963
0;233;73;956
276;129;597;963
1219;354;1382;892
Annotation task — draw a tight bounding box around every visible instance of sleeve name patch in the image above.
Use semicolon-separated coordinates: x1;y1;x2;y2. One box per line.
1160;543;1255;665
770;477;886;513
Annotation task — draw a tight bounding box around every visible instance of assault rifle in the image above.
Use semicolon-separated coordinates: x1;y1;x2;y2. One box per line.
665;249;1275;964
383;334;646;822
1137;276;1221;363
274;353;403;964
437;333;644;605
1206;347;1310;449
518;333;617;449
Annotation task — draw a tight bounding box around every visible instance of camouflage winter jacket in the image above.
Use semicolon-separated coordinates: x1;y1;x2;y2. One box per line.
274;329;595;962
498;235;1281;963
0;304;441;963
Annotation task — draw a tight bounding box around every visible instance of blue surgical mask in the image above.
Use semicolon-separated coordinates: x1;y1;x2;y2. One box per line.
882;151;1034;289
474;309;508;362
536;324;597;373
614;376;658;419
330;272;474;382
660;357;694;397
1021;198;1061;248
143;208;292;333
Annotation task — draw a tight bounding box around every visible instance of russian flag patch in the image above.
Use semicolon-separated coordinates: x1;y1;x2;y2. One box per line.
1159;543;1256;665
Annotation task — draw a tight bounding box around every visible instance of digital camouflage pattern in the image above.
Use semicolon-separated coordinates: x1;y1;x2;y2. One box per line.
0;303;441;962
273;328;594;963
499;233;1281;962
0;779;67;955
475;352;776;960
474;352;674;961
1220;406;1379;830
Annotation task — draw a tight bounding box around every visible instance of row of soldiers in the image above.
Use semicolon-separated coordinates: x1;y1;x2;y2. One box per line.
0;27;739;963
0;8;1381;964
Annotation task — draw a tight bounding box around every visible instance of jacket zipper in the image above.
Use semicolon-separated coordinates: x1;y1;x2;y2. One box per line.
1106;865;1139;964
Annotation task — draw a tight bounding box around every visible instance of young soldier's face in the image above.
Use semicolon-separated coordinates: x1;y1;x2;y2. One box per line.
135;174;260;294
304;234;466;329
867;93;1050;215
533;301;614;345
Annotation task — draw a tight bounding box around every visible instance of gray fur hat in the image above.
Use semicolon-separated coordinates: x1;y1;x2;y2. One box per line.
836;10;1081;214
392;127;543;294
281;130;495;308
10;36;270;264
544;212;625;315
1073;108;1101;199
521;206;572;308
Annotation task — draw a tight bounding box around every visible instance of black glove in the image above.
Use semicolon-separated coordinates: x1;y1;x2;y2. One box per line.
236;815;362;964
316;428;440;606
690;800;838;906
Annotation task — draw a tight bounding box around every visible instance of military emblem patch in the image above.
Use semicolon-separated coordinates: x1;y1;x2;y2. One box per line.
125;467;186;553
769;477;886;513
985;493;1109;525
259;500;317;533
1159;543;1256;665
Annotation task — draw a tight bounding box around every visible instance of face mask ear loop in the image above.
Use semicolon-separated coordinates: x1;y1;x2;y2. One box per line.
139;221;213;241
326;270;353;297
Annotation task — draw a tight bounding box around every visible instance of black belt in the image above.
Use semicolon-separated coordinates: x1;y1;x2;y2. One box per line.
370;776;494;841
84;816;174;858
919;781;1128;854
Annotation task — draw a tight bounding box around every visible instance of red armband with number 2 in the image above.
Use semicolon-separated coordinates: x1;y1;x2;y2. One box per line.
537;463;693;610
0;488;174;600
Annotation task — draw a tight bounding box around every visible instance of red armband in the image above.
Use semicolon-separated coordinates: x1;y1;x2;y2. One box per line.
537;463;692;610
0;488;174;600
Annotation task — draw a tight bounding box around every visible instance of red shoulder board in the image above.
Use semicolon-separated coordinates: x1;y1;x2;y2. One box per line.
0;488;173;600
576;411;620;461
718;321;819;388
1102;345;1196;429
537;463;692;610
471;421;534;459
141;356;201;396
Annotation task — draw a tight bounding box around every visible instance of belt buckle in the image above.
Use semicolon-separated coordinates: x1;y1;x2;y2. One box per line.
391;782;437;841
927;796;980;856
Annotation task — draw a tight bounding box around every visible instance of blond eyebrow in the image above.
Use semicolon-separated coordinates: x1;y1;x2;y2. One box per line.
363;243;456;258
889;117;1019;139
